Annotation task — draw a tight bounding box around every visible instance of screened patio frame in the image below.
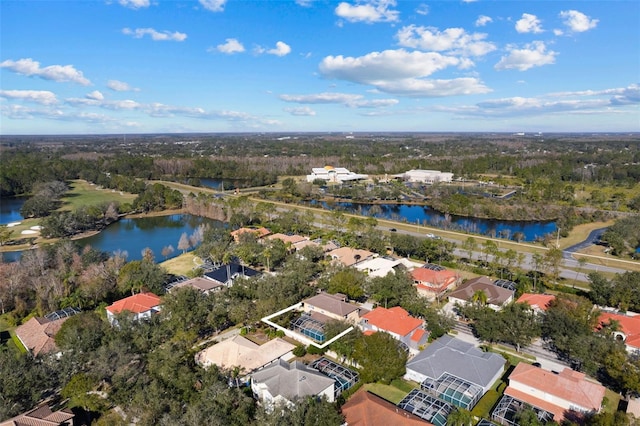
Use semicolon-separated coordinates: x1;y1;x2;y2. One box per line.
421;372;484;410
291;314;325;342
310;357;359;395
397;389;453;426
491;395;554;426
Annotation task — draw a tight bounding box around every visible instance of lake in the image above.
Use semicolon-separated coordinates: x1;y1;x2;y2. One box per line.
313;201;557;242
0;196;26;225
2;214;224;263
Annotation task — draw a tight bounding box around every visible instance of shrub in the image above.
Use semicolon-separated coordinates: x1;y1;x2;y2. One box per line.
293;345;307;357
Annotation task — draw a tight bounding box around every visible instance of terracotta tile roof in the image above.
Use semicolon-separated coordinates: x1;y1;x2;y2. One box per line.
267;233;307;245
15;317;67;356
230;227;271;241
341;388;429;426
516;293;555;311
106;292;161;315
411;268;458;288
0;404;74;426
362;307;423;337
411;328;426;342
598;311;640;349
327;247;375;267
508;364;605;414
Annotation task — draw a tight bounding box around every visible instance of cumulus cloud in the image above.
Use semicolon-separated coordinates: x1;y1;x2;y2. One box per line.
0;58;91;85
107;80;139;92
199;0;226;12
86;90;104;101
284;106;317;116
295;0;314;6
214;38;245;54
515;13;543;33
495;41;557;71
560;10;598;33
122;27;187;42
319;49;491;97
475;15;493;27
396;25;496;57
118;0;150;9
268;41;292;56
0;90;58;105
335;0;399;24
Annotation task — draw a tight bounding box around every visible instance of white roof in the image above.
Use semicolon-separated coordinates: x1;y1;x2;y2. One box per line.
197;335;295;372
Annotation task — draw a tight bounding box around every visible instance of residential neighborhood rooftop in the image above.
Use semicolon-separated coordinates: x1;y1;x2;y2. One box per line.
448;277;514;307
361;306;423;338
105;292;162;315
251;359;335;402
303;292;361;318
196;335;295;372
516;293;556;312
327;247;375;267
341;388;428;426
15;317;68;356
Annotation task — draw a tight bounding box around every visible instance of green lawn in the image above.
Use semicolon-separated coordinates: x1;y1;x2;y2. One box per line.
364;379;418;404
59;179;137;211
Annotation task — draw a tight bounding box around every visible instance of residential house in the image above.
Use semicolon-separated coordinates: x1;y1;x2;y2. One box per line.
230;227;271;242
341;388;428;426
359;306;428;354
169;276;225;295
251;359;335;411
493;364;605;424
105;292;162;325
0;405;74;426
196;335;295;373
266;233;307;247
447;277;514;311
354;256;412;278
405;335;506;410
14;317;68;356
327;247;375;267
203;263;260;287
598;310;640;354
412;266;461;300
293;238;339;253
301;292;364;324
516;293;556;314
306;166;368;183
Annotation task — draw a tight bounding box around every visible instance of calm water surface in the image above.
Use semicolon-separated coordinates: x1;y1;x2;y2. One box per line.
0;197;26;224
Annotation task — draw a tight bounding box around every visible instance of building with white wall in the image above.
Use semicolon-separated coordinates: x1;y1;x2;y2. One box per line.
306;166;368;183
398;170;454;184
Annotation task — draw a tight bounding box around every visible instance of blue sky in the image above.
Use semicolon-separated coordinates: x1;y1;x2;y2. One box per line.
1;0;638;134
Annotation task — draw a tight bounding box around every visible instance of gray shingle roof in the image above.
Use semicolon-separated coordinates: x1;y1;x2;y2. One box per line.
406;335;506;388
251;359;335;400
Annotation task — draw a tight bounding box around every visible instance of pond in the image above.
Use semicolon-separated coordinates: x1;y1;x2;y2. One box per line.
0;196;26;225
312;201;557;242
2;214;224;263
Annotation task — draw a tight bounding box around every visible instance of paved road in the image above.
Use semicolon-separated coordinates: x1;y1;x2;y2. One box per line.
563;227;608;257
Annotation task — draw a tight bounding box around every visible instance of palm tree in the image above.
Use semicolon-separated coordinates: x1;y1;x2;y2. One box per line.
471;290;488;307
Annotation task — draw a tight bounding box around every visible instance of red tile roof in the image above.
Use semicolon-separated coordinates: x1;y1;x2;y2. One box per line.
516;293;556;311
15;317;67;356
106;292;161;315
507;364;605;420
411;328;426;342
362;306;423;337
411;268;458;294
598;311;640;349
341;388;429;426
230;227;271;241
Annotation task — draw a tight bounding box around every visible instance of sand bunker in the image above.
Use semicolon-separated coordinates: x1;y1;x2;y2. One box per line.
7;222;21;227
21;230;38;235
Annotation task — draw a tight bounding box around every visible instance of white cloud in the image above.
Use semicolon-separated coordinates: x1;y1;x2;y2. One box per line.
0;58;91;86
495;41;557;71
268;41;292;57
107;80;139;92
122;27;187;42
280;92;399;108
295;0;314;6
320;49;464;84
0;90;58;105
559;10;598;33
199;0;226;12
335;0;399;24
86;90;104;101
475;15;493;27
462;0;477;3
284;106;317;116
396;25;496;57
214;38;245;54
280;92;364;104
553;29;564;36
118;0;150;9
415;4;429;16
371;77;490;97
515;13;543;34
